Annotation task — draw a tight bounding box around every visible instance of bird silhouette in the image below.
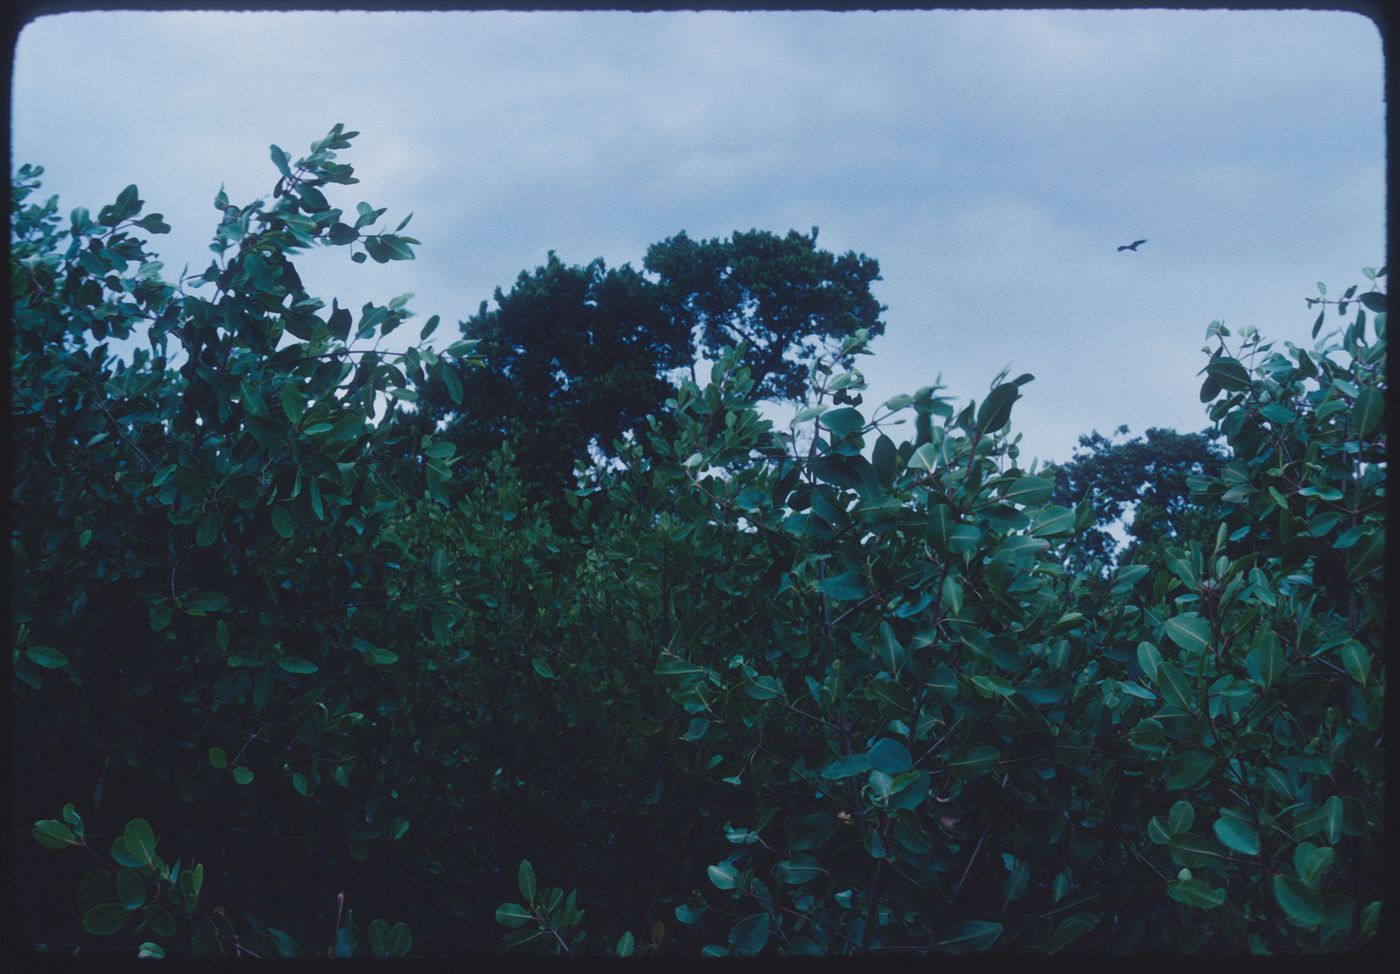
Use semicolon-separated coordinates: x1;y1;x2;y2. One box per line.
1117;239;1147;252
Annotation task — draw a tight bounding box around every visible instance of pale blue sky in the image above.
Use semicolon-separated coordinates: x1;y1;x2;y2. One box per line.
10;9;1385;464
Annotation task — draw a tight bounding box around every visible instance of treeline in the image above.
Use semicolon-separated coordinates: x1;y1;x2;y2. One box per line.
9;128;1385;956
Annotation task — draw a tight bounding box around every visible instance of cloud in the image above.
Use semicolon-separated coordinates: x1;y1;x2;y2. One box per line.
11;8;1384;467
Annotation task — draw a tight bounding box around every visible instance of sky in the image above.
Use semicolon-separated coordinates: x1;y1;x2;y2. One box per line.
9;8;1386;467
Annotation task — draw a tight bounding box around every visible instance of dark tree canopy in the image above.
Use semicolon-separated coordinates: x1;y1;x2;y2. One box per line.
644;227;885;402
428;252;690;492
1047;425;1226;571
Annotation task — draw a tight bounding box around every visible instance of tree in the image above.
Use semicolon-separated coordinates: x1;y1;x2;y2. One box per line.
11;127;475;956
423;253;690;495
1046;425;1225;572
644;227;885;403
13;135;1385;957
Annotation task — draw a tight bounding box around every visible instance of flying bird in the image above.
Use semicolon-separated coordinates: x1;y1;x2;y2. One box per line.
1117;239;1147;252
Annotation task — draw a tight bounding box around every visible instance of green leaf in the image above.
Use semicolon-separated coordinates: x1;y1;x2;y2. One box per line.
208;747;227;769
1165;751;1215;790
820;753;871;780
1030;505;1076;537
1136;641;1162;682
908;442;938;471
1168;832;1219;868
675;901;705;925
116;867;147;909
1339;640;1370;684
976;381;1024;434
947;744;1000;778
183;591;229;614
1003;858;1030;905
867;738;912;774
819;406;865;437
110;836;143;867
83;903;131;936
775;854;826;886
1294;842;1336;887
1212;816;1259;856
270;504;294;539
1043;912;1098;952
815;571;865;601
1163;613;1212;655
269;144;292;179
495;902;533;929
873;621;904;673
33;819;79;849
654;658;707;680
936;920;1003;953
1354;289;1385;314
518;860;537;903
707;863;739;890
1169;800;1196;834
809;455;865;489
123;819;157;865
1168;877;1226;910
1322;795;1344;845
231;766;254;785
616;930;635;957
971;674;1015;698
278;656;318;674
384;922;412;957
25;646;69;669
531;659;555;679
729;913;770;955
872;434;897;488
142;903;178;938
279;382;304;424
1002;475;1054;506
1273;875;1324;926
1146;817;1173;845
1205;356;1252;392
1246;632;1284;687
1153;661;1195;711
442;363;464;406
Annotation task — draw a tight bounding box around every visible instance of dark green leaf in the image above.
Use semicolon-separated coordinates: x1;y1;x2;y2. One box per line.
947;744;1000;778
1205;357;1252;392
867;738;912;774
1212;816;1259;856
976;381;1022;434
819;406;865;437
33;819;79;849
1165;751;1215;790
123;819;157;865
1273;875;1324;926
936;920;1003;953
729;913;770;955
495;902;533;929
277;656;318;674
83;903;131;936
1164;613;1212;655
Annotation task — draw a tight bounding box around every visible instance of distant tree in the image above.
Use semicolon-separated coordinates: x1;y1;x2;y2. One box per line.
1046;425;1226;571
426;253;690;493
644;227;885;402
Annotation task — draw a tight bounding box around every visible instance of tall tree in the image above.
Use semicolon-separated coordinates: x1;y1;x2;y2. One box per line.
644;227;885;402
427;252;690;493
1046;425;1226;571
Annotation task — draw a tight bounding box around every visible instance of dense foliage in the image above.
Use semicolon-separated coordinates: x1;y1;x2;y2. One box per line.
9;130;1385;957
1046;425;1226;574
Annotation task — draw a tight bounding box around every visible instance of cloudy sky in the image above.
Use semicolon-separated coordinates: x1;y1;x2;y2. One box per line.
10;8;1385;466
